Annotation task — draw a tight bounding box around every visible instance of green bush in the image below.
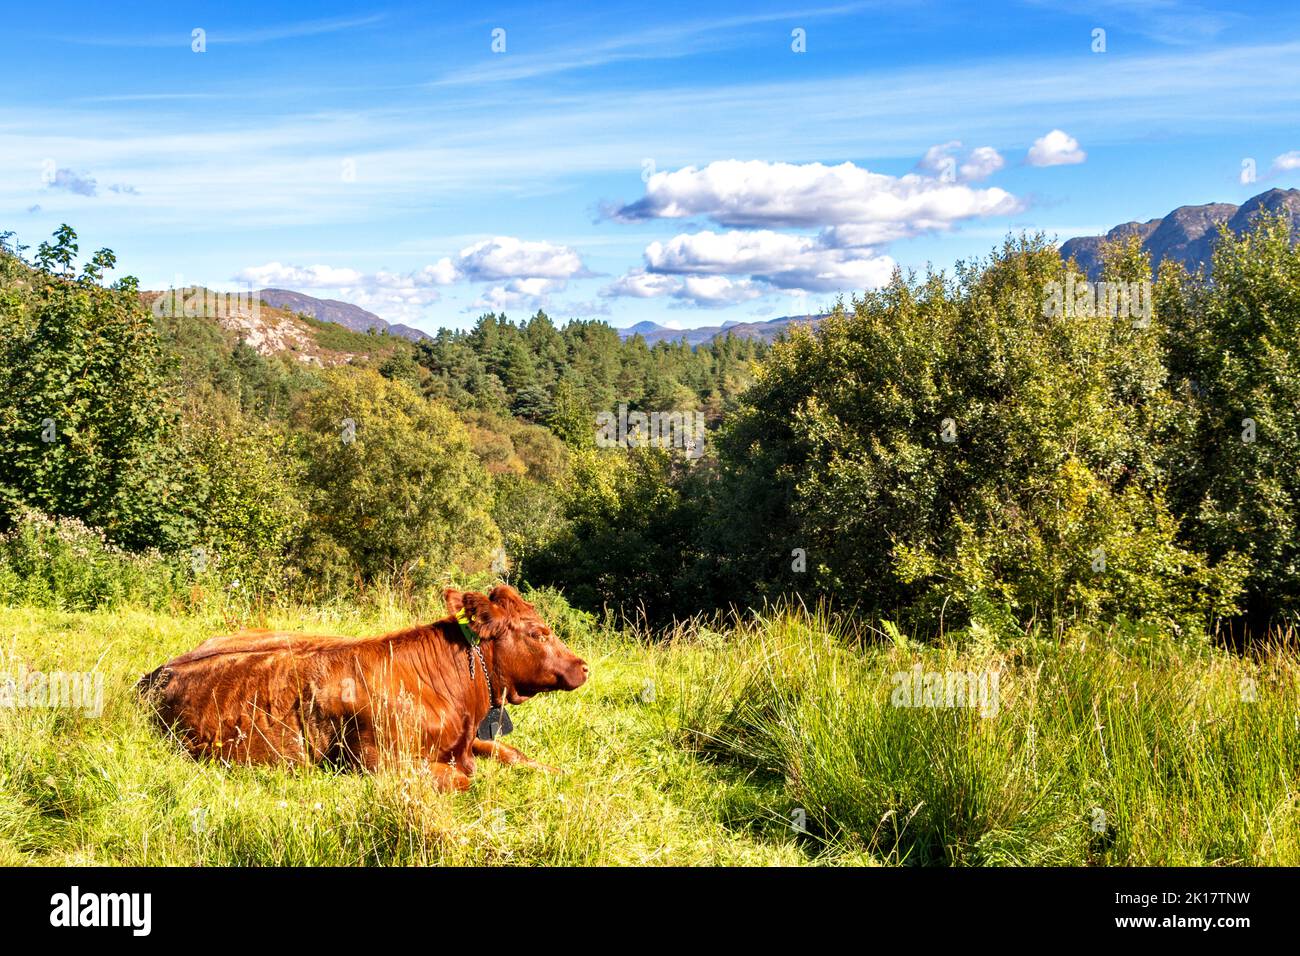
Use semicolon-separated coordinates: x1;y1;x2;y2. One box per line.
290;367;501;592
1161;213;1300;625
0;506;188;611
176;399;307;595
0;226;191;551
707;236;1242;635
522;445;707;619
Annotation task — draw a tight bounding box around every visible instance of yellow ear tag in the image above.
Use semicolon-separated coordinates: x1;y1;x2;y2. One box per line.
455;608;480;645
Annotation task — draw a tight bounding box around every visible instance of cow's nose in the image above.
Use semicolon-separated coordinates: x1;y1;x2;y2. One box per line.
580;662;589;675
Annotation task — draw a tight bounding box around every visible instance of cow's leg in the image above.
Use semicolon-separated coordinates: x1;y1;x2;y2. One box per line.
471;739;560;774
427;760;472;792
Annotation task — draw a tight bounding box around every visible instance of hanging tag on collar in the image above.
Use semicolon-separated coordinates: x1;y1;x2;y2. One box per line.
455;608;480;646
476;705;513;740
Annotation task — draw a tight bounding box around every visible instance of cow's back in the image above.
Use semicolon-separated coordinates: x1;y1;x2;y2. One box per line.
142;631;382;767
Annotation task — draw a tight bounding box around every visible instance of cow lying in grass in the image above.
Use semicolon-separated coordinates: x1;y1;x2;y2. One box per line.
137;584;588;791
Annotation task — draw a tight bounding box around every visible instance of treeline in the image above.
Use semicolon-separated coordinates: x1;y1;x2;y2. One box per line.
0;225;761;606
409;312;765;427
2;217;1299;640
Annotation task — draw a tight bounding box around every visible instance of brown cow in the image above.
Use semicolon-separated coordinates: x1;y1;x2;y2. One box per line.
137;584;588;791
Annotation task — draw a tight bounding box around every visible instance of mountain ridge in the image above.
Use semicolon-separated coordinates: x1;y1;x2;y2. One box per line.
616;313;828;346
1060;187;1300;279
255;288;431;342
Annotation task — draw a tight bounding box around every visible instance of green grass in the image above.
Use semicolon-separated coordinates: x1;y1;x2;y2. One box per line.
1;599;1296;866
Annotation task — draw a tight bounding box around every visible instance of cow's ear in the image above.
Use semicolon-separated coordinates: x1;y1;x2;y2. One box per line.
443;588;464;616
457;590;496;634
489;584;530;614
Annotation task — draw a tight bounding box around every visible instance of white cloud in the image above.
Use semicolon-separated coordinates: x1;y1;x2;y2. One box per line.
235;236;590;320
617;159;1021;230
455;236;588;281
470;277;568;312
1027;129;1087;167
644;230;816;274
416;258;460;285
452;237;589;311
600;269;765;308
641;229;896;292
603;269;681;298
678;275;766;307
960;146;1006;181
917;142;1005;182
604;158;1006;307
235;262;366;288
1270;150;1300;173
918;141;963;177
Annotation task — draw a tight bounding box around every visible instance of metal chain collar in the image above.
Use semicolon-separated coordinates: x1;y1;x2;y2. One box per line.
469;642;498;708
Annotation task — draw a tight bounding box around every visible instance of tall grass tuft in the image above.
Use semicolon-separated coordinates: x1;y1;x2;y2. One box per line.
657;609;1300;865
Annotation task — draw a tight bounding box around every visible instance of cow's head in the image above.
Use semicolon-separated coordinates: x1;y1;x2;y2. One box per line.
443;584;588;703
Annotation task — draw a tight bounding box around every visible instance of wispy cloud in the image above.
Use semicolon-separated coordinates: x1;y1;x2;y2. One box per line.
53;13;387;47
47;168;98;196
1024;0;1237;46
1271;151;1300;173
427;3;876;88
11;36;1295;231
9;34;1299;203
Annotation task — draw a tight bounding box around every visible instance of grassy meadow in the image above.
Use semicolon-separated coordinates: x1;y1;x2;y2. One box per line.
2;591;1296;867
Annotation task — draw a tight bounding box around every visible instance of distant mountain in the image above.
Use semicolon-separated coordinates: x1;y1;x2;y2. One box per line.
618;313;828;346
255;288;431;342
1060;187;1300;279
622;320;670;338
140;287;409;367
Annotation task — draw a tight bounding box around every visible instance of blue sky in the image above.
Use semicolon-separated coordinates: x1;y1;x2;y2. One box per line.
3;0;1299;332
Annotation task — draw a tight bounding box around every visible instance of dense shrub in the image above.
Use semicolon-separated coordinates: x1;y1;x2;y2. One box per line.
702;236;1243;634
1160;213;1300;625
0;507;187;610
176;398;307;594
523;445;708;617
290;367;501;592
0;227;191;551
458;409;570;570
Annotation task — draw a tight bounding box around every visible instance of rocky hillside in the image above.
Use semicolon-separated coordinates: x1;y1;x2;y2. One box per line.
1061;187;1300;278
255;288;430;342
140;288;407;366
